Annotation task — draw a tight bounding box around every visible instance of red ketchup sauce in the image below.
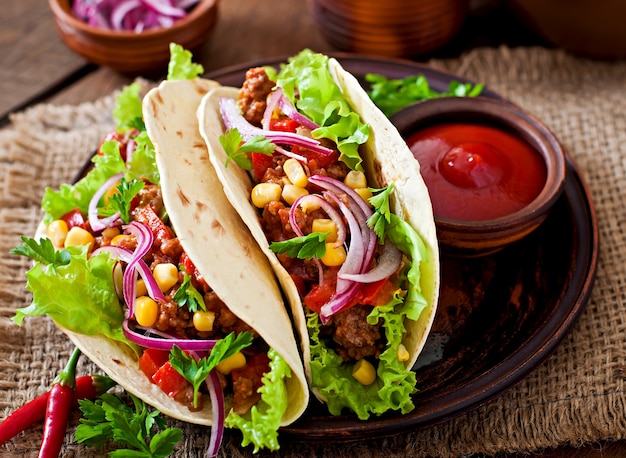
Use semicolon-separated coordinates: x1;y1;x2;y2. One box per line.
407;122;547;221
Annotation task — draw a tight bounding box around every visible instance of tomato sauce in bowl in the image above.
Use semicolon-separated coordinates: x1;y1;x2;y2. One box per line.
407;122;547;221
390;96;566;257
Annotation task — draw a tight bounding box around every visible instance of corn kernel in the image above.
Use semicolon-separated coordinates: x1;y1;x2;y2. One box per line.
352;359;377;386
134;296;158;327
135;278;148;297
344;170;368;189
282;184;309;205
312;219;338;243
251;183;282;208
193;310;216;332
111;234;131;246
64;226;95;249
47;220;69;249
355;187;373;203
103;181;120;206
397;344;410;363
320;242;347;266
153;263;179;292
283;158;308;188
216;351;246;375
102;226;121;241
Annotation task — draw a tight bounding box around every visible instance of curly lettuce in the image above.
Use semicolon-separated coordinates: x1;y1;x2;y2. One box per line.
224;349;291;452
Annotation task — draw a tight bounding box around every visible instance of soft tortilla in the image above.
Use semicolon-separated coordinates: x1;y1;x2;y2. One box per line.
197;59;440;399
44;78;310;427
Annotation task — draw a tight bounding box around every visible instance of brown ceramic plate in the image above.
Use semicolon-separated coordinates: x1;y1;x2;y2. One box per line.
205;54;598;442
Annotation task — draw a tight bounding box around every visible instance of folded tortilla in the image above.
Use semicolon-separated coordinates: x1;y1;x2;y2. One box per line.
197;57;440;413
49;78;309;427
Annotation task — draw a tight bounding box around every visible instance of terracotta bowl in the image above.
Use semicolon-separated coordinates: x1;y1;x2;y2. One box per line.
48;0;219;76
390;96;567;257
307;0;469;58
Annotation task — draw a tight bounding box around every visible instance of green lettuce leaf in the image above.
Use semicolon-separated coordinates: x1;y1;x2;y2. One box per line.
167;43;204;80
307;213;428;419
12;245;132;350
224;348;291;452
274;49;369;171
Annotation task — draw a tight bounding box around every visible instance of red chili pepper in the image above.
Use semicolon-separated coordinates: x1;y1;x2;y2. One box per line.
0;374;115;446
37;347;81;458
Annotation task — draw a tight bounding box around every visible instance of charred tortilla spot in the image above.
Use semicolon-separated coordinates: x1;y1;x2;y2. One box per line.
211;219;225;236
154;92;164;105
111;358;124;366
176;187;191;206
176;130;184;138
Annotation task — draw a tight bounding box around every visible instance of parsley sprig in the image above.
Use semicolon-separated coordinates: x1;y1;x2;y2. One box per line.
269;232;330;259
219;128;275;170
367;184;395;240
100;177;145;224
172;273;205;312
169;331;254;408
366;73;484;117
10;236;70;270
75;393;182;458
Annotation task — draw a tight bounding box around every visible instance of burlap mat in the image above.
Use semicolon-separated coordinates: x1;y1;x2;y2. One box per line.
1;46;625;457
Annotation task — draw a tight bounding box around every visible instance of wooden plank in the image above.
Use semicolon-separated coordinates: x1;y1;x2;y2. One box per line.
0;0;88;119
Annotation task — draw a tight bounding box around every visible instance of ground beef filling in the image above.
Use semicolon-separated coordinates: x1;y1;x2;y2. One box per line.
107;184;266;412
237;71;386;363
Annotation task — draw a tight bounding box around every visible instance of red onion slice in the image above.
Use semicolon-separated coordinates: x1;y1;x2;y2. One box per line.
122;320;217;351
88;172;124;232
206;371;225;457
288;194;346;247
339;242;402;283
219;97;334;157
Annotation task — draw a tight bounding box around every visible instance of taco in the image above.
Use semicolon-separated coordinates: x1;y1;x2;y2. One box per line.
197;49;440;419
12;47;308;454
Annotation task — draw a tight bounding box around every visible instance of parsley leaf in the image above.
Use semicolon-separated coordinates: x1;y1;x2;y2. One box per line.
75;393;182;458
173;273;205;312
169;332;254;408
367;185;395;240
10;236;71;270
269;232;329;259
365;73;484;117
219;128;275;170
100;178;145;224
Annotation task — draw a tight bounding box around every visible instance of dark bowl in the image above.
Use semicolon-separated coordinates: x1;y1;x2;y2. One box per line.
48;0;219;76
390;96;567;257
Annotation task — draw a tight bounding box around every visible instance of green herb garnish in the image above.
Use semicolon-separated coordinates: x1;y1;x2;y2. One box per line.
100;177;145;224
75;393;182;458
366;73;484;117
169;332;254;408
269;232;330;259
172;273;205;312
10;236;71;270
219;128;275;170
367;184;395;240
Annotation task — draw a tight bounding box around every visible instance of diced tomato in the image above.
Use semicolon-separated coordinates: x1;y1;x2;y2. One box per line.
355;278;398;307
134;204;172;248
138;348;170;380
251;152;274;181
292;147;340;169
269;117;299;133
179;251;195;275
61;208;87;230
151;361;189;398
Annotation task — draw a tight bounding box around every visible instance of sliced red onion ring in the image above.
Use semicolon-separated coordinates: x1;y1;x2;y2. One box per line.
206;371;225;457
288;194;346;247
111;0;142;30
219;97;334;157
262;89;281;130
276;88;319;131
121;222;155;315
122;320;217;352
93;244;165;318
88;172;124;232
308;174;373;218
339;242;402;283
275;145;307;163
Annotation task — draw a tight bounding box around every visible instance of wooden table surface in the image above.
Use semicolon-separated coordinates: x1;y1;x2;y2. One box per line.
1;0;624;457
